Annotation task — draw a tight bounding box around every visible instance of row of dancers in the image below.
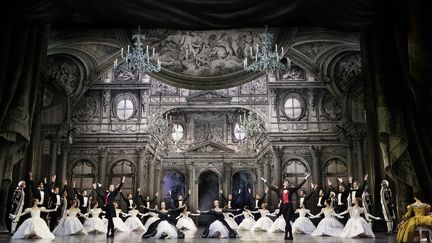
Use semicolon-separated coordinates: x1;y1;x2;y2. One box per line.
8;171;396;240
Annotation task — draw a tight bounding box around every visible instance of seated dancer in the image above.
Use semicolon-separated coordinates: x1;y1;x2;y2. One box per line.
141;202;185;239
291;203;316;234
53;199;88;236
11;199;57;239
396;195;432;243
83;201;107;234
176;206;199;231
339;198;381;238
310;199;344;237
268;207;286;233
222;208;239;230
251;203;274;231
235;206;256;231
199;200;238;239
124;204;147;231
262;173;311;240
93;176;125;237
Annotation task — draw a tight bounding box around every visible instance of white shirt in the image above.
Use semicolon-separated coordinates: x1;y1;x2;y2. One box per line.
82;197;88;207
317;197;322;207
56;195;61;205
228;201;232;208
129;199;134;207
300;197;305;206
146;201;150;208
338;193;343;205
179;201;183;207
39;189;45;205
255;200;259;209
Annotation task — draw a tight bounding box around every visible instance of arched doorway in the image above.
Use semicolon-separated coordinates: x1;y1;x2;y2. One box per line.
231;171;254;209
198;170;219;226
163;170;186;209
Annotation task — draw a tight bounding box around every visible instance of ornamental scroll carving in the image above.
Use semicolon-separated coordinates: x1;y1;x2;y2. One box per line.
47;55;81;96
334;53;362;92
74;95;97;121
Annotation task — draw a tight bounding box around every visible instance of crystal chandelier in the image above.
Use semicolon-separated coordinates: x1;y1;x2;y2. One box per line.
114;26;161;79
237;109;266;154
243;26;291;73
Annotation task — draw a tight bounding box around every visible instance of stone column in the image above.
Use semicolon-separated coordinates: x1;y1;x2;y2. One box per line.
187;164;195;211
256;163;264;194
98;147;108;185
309;146;322;186
272;147;282;185
223;162;232;194
154;165;162;197
148;159;155;196
137;146;148;191
355;138;365;180
263;155;271;204
59;142;69;183
50;138;59;175
345;140;354;177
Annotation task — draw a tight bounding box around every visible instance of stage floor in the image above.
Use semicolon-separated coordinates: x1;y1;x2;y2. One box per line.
2;229;397;243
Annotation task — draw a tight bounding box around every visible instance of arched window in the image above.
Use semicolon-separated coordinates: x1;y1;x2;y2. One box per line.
71;160;95;193
283;159;309;191
324;158;347;186
109;160;135;197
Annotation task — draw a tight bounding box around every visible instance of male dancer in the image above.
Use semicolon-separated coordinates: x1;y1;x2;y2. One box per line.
261;173;311;240
348;174;368;205
93;176;125;238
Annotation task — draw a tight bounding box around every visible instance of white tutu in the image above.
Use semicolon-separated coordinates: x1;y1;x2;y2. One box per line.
83;217;107;234
292;217;316;234
208;220;230;238
252;216;274;231
12;216;55;239
268;216;286;233
112;217;130;232
224;217;239;230
176;217;197;231
341;217;375;238
53;216;87;236
125;217;146;231
153;220;178;239
311;217;344;237
238;217;256;231
144;216;159;229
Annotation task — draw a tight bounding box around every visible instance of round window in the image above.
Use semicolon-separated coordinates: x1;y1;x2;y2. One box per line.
233;123;246;141
284;97;303;119
171;123;184;142
116;98;134;120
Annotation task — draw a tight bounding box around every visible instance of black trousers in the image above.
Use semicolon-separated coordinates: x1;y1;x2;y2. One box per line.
49;208;61;231
335;204;348;224
105;207;115;236
280;203;294;238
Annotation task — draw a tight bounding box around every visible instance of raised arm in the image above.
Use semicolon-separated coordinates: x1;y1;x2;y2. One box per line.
112;176;125;197
261;177;278;192
292;174;310;193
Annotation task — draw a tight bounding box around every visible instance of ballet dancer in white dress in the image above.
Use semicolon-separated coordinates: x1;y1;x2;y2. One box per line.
223;210;239;230
291;203;316;234
268;208;286;233
142;206;160;229
83;201;107;234
53;200;88;236
176;206;199;231
111;202;131;232
124;204;147;231
251;203;274;231
141;202;185;239
235;206;256;231
11;199;57;239
310;199;344;237
339;198;381;238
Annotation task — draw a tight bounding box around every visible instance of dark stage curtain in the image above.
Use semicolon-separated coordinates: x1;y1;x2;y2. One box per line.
0;25;49;231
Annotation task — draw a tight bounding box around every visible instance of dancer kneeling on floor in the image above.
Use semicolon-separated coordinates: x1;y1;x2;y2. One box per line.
291;203;316;234
124;204;147;231
53;199;88;236
176;206;199;231
199;200;238;239
251;203;274;231
83;201;106;234
235;206;256;231
141;202;185;239
310;199;344;237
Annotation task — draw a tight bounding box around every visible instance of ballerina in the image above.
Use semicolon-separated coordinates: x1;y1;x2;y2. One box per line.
142;206;160;229
251;203;274;231
53;200;88;236
83;201;107;234
223;209;239;230
176;206;199;231
141;202;185;239
339;198;380;238
235;206;256;231
291;203;316;234
110;202;131;232
268;208;286;233
310;199;344;237
11;199;57;239
199;200;238;239
124;204;147;231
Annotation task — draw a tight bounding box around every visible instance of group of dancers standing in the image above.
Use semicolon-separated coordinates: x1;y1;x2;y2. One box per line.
8;171;400;241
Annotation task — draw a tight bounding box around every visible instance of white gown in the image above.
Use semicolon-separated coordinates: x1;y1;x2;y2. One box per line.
223;212;238;230
292;208;316;234
125;209;146;231
237;211;256;231
268;214;286;233
311;209;344;237
252;209;274;231
12;208;55;239
154;220;179;239
208;220;230;238
83;208;107;233
144;212;159;229
341;207;375;238
112;209;131;232
53;209;87;236
176;212;197;231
